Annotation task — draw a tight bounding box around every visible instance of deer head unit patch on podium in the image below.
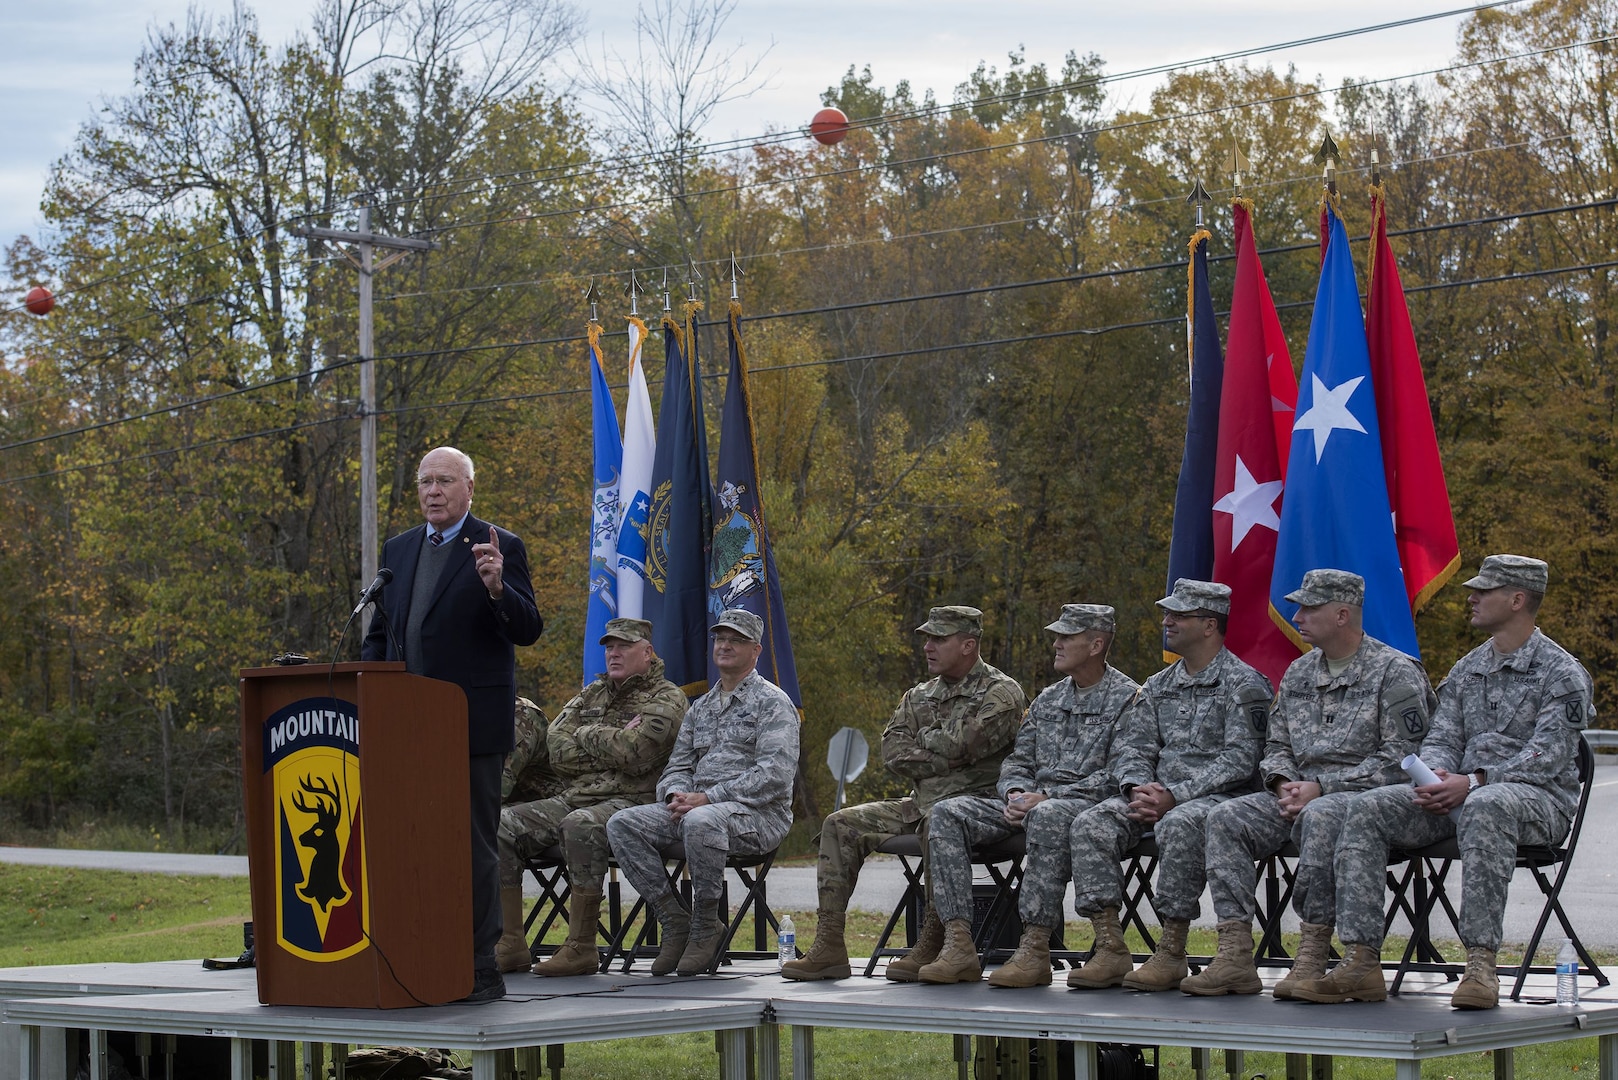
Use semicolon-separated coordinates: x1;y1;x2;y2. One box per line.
264;697;369;961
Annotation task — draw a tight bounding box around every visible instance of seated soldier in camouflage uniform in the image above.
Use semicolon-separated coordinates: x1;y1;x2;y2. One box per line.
606;609;800;976
502;697;563;806
1182;569;1435;997
918;604;1139;986
783;605;1025;982
1296;555;1594;1009
493;617;686;975
1064;580;1272;991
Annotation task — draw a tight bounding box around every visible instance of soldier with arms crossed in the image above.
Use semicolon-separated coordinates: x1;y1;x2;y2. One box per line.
1296;555;1593;1009
494;618;685;975
784;605;1024;981
1182;569;1434;998
919;604;1138;986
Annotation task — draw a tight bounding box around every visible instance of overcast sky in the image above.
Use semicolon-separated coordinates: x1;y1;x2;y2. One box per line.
1;0;1487;255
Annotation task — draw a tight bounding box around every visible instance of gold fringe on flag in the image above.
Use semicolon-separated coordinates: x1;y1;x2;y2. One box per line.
1185;227;1212;381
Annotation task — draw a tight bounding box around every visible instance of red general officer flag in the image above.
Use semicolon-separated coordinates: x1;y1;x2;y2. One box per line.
1366;184;1460;611
1212;199;1302;687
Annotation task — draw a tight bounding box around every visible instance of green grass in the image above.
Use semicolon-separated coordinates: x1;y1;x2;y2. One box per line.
0;814;243;854
1;868;1605;1077
0;864;251;968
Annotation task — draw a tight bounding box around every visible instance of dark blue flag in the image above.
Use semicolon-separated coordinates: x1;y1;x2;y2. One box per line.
582;324;623;684
1165;228;1225;638
644;312;715;695
707;303;802;705
1270;203;1419;657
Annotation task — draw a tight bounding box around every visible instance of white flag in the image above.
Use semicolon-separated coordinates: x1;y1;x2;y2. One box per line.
615;317;658;618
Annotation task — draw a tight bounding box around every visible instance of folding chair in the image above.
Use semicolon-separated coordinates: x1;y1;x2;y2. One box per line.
520;845;635;968
864;833;928;976
1389;736;1609;1000
603;844;783;974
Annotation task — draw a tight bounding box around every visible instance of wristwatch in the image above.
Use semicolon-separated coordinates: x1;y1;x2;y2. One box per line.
1467;772;1483;792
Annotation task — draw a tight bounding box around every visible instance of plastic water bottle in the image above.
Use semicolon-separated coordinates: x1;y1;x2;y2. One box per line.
1556;938;1580;1005
777;914;796;968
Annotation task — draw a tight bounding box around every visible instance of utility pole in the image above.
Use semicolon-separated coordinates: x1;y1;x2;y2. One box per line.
294;204;435;627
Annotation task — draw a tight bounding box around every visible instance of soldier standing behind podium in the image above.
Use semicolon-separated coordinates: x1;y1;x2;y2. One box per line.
1062;580;1271;992
493;617;686;976
361;446;542;1004
1296;555;1593;1009
1181;569;1433;998
782;605;1025;982
606;609;799;976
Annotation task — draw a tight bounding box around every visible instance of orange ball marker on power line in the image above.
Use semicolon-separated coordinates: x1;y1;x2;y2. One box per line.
809;107;850;146
24;286;55;315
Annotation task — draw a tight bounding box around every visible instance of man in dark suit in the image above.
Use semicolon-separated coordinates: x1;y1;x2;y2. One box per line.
362;445;542;1002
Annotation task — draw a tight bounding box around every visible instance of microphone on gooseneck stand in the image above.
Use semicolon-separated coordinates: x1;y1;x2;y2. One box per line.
353;567;393;616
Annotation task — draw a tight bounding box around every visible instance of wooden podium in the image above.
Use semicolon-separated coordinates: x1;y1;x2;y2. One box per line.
239;662;473;1008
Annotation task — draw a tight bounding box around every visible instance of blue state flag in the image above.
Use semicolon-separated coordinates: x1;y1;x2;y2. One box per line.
707;303;802;705
1164;228;1223;649
1269;204;1419;657
583;324;624;683
644;313;715;696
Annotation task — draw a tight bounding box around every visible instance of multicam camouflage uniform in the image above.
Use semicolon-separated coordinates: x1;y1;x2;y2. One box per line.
606;668;800;905
1334;627;1592;951
1202;633;1434;925
496;659;685;888
814;653;1025;911
929;663;1140;928
1070;647;1271;921
502;698;563;804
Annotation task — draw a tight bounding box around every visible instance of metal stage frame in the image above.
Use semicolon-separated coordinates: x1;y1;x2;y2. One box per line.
6;959;1618;1080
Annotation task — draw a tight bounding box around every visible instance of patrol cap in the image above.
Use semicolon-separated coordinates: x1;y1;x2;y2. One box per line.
916;605;984;637
599;617;653;645
711;608;764;642
1156;578;1232;616
1284;568;1365;607
1463;554;1548;595
1044;604;1116;634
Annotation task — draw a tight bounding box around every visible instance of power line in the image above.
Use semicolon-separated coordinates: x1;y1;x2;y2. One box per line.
5;5;1570;318
4;191;1611;458
6;252;1615;486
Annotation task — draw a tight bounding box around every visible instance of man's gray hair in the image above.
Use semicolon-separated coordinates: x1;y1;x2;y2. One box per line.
422;445;475;481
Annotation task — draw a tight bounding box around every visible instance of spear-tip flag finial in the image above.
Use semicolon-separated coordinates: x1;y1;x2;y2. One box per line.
1224;140;1251;194
626;269;644;317
726;251;745;301
661;266;672;313
1186;177;1211;228
1316;131;1342;192
585;278;602;323
685;258;703;303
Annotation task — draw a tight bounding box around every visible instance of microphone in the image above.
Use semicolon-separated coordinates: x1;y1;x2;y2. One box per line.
352;567;393;616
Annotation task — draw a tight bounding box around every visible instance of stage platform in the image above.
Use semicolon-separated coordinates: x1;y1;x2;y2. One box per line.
6;958;1618;1080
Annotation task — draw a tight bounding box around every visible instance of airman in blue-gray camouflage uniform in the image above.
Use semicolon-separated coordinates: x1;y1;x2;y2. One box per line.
1295;555;1593;1010
783;605;1024;982
1182;569;1435;998
607;609;799;976
917;604;1138;986
1065;580;1272;992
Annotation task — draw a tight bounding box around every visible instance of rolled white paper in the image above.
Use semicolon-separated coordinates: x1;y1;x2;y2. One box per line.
1402;753;1442;787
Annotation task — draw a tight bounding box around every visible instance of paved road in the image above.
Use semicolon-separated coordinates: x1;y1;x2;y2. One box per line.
6;759;1614;949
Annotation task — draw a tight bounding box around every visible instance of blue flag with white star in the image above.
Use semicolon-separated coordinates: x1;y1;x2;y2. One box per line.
1269;204;1419;657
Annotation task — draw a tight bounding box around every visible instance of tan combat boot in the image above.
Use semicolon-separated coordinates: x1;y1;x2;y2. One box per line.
494;886;531;973
1180;920;1263;996
1121;918;1190;991
918;919;983;984
676;899;727;976
987;924;1053;988
1449;946;1499;1010
1067;907;1134;989
1292;943;1387;1003
885;905;945;982
781;909;852;981
648;896;690;976
532;890;602;977
1272;922;1333;1000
